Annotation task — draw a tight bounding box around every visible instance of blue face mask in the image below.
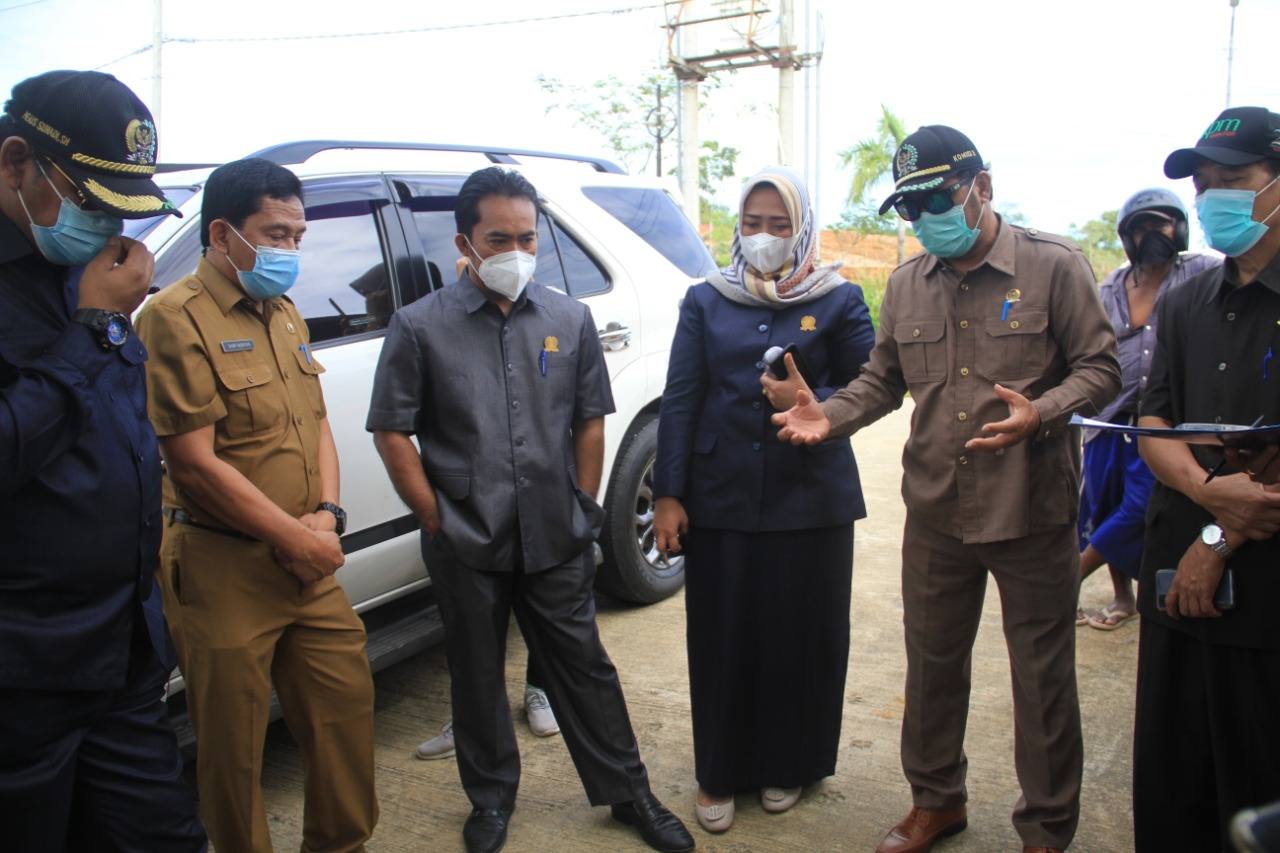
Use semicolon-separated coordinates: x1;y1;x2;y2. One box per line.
913;179;984;259
1195;173;1280;257
226;224;301;300
17;161;123;266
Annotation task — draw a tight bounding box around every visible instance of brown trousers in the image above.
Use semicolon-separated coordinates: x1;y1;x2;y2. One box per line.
900;515;1082;849
159;523;378;853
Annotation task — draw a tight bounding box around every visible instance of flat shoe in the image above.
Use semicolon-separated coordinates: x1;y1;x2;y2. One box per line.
761;786;801;813
695;793;734;832
1087;602;1138;631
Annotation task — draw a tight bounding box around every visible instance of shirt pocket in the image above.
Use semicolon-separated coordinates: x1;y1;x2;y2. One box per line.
431;472;471;500
976;309;1049;382
893;320;947;383
291;345;328;420
215;362;285;437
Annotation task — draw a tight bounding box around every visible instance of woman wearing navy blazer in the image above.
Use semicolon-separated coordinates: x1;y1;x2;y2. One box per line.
653;167;875;833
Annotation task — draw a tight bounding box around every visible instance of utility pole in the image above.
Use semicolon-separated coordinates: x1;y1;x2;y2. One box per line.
152;0;163;130
1226;0;1239;107
777;0;795;166
679;73;701;230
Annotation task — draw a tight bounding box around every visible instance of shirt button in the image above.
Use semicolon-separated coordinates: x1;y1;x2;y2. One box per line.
507;363;514;371
1214;415;1223;423
1218;362;1227;371
912;328;921;338
752;442;762;451
1141;375;1148;383
246;374;254;382
958;411;968;421
1143;349;1149;356
959;456;968;465
960;367;970;376
758;323;769;333
1009;320;1020;329
295;415;304;425
755;360;765;370
511;400;520;409
959;320;969;329
515;438;525;447
1227;312;1236;321
283;370;290;379
960;283;969;292
752;401;762;410
519;476;528;485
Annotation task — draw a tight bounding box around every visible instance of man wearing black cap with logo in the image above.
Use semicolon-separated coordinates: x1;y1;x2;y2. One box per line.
0;70;205;850
1132;106;1280;851
774;125;1119;853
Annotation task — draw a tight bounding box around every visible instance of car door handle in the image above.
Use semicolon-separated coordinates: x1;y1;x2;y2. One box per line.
598;321;632;351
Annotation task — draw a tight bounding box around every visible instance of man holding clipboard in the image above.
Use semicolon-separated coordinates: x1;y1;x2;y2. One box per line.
1131;106;1280;851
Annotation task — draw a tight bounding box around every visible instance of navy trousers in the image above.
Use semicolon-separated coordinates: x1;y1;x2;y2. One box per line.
0;622;206;853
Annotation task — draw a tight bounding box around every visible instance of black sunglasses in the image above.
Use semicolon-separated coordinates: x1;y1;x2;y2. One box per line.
893;178;974;222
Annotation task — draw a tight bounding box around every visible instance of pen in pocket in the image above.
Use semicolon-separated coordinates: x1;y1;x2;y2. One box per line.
539;349;548;377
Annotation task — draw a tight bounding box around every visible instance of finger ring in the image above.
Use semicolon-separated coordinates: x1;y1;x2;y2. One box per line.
1246;467;1258;477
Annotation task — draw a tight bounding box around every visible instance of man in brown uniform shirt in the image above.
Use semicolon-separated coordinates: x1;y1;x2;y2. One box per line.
774;127;1120;853
136;158;377;852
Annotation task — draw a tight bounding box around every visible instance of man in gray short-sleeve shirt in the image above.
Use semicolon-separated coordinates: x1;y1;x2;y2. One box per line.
367;168;693;853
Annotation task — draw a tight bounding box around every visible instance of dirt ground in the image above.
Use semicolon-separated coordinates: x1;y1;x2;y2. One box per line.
258;401;1140;852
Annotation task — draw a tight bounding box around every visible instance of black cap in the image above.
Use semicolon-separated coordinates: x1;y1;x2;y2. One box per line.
2;70;179;219
1164;106;1280;179
879;125;985;215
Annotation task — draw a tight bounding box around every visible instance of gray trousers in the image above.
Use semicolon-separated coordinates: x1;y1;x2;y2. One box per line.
900;515;1083;849
423;535;650;811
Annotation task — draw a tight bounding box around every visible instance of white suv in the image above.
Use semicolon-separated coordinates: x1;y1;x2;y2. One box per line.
134;142;713;737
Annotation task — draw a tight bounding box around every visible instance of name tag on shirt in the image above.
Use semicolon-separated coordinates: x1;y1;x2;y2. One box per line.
220;339;254;353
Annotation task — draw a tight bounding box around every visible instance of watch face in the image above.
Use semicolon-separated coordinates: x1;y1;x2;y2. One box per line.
105;317;129;347
1201;525;1224;546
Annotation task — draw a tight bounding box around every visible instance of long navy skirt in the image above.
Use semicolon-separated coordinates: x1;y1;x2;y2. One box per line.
683;523;854;796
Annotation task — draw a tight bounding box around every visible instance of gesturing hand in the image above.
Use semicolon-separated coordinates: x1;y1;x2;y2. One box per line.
759;352;812;412
771;389;831;445
965;384;1042;452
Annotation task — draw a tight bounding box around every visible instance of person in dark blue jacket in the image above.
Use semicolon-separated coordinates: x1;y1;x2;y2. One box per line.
653;167;875;834
0;71;204;851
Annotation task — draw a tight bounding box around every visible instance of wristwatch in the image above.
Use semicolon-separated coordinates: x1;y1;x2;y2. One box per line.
72;308;130;351
316;502;347;536
1200;523;1233;560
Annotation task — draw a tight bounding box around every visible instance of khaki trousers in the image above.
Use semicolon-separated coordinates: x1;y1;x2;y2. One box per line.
900;515;1082;849
160;523;378;853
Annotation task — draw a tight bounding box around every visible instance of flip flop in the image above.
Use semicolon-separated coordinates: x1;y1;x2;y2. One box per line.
1076;607;1090;626
1087;603;1138;631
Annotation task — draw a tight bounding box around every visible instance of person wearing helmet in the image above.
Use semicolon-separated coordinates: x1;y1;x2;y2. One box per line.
1076;190;1218;630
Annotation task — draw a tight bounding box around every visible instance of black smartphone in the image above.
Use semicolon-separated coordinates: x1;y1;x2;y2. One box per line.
1154;567;1235;611
763;343;812;384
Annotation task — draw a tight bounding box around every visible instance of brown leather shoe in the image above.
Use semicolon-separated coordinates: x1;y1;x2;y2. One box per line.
875;806;968;853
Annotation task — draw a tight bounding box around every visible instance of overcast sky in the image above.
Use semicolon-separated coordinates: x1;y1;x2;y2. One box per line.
3;0;1277;247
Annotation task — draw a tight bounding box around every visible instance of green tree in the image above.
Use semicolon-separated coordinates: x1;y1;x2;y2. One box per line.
839;104;910;263
1069;210;1126;280
537;71;676;175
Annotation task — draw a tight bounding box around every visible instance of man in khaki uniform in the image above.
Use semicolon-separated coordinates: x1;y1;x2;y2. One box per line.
774;126;1120;853
136;157;377;853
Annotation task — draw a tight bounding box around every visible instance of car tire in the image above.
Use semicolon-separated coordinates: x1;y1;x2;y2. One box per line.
597;413;686;604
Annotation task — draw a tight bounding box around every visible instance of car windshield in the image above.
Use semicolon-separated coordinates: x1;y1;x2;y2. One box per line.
122;187;197;241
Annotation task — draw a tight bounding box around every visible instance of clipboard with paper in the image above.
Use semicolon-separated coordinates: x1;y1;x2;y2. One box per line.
1068;415;1280;449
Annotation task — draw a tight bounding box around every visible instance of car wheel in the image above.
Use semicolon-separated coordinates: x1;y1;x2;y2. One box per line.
597;413;686;604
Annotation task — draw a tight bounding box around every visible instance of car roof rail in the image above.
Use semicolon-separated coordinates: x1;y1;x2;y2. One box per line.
242;140;626;174
155;162;219;174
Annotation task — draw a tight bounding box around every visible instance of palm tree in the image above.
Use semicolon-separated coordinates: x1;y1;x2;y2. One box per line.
839;105;910;264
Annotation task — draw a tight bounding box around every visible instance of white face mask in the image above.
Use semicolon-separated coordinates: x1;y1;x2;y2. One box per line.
466;237;536;300
740;231;796;274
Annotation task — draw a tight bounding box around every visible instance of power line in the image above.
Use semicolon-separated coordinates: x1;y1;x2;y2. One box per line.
168;3;666;45
0;0;47;13
91;3;665;71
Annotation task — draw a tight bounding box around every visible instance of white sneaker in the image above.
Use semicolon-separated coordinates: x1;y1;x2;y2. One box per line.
414;720;455;760
694;790;735;833
524;685;560;737
760;786;802;813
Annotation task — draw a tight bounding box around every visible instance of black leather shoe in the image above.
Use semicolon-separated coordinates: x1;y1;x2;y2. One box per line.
611;793;695;852
463;807;511;853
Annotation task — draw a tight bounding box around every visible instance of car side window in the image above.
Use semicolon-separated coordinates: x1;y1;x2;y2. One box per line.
582;186;715;278
292;178;394;345
151;222;203;293
546;218;609;297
